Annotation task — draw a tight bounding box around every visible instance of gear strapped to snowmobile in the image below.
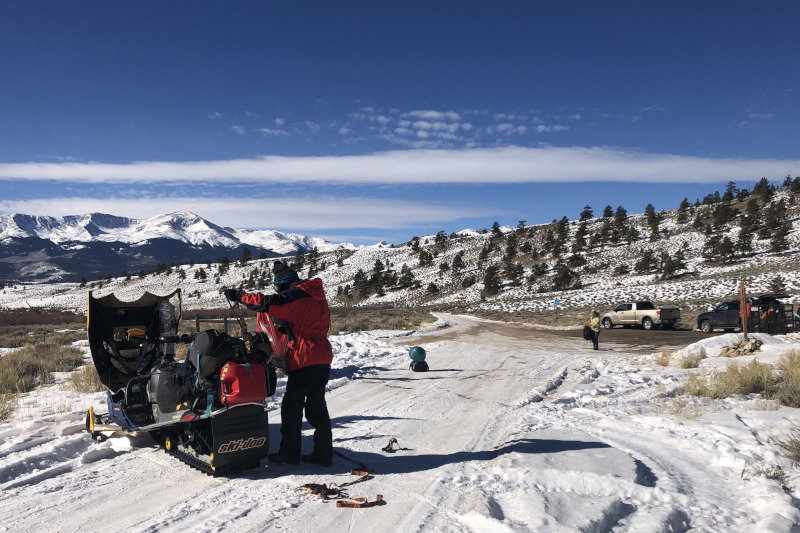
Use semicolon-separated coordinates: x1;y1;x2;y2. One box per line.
85;289;285;476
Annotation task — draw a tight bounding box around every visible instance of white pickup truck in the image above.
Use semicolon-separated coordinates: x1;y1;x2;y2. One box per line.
601;301;681;330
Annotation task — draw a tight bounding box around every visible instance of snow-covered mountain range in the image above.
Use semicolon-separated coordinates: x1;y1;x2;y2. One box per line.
0;211;354;282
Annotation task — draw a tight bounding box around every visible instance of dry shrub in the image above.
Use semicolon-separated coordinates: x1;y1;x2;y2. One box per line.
330;307;437;334
779;430;800;464
70;365;106;393
679;348;707;369
0;393;16;422
46;328;87;346
0;344;85;394
0;323;85;348
755;399;780;411
717;359;776;396
747;465;790;490
773;350;800;408
685;351;800;412
684;360;777;400
655;350;671;367
669;397;701;419
683;371;723;399
0;309;84;326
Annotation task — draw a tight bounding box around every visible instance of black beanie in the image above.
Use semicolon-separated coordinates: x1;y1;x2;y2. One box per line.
273;261;299;284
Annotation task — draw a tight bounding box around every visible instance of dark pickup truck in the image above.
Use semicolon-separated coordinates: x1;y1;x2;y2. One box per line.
697;294;795;334
697;301;742;333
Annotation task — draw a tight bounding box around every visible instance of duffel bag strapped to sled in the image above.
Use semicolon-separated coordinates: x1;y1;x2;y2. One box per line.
187;329;238;379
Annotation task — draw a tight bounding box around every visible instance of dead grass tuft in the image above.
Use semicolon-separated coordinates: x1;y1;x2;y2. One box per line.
679;348;707;369
779;430;800;464
0;393;16;422
655;350;672;367
329;307;438;334
0;344;85;395
70;365;106;393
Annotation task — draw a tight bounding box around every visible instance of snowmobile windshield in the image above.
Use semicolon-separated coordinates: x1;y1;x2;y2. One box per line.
86;289;182;391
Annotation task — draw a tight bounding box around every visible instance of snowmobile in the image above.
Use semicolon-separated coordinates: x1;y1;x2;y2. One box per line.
84;289;286;476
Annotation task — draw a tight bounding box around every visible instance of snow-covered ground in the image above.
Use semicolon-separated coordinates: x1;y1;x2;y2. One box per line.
2;314;800;532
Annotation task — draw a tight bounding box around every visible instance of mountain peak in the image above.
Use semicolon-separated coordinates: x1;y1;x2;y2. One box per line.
0;211;353;282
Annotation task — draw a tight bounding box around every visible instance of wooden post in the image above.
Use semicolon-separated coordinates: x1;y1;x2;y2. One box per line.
739;280;748;340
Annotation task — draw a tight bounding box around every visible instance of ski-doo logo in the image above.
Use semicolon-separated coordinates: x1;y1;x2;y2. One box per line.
217;437;267;453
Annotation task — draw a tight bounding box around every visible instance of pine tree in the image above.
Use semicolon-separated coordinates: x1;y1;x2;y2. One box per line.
761;199;791;252
769;275;787;293
452;252;465;272
713;236;736;263
571;222;588;252
482;265;502;297
645;203;661;241
353;269;370;298
491;221;502;238
579;205;594;221
634;250;657;273
504;234;518;261
711;202;734;230
676;197;691;224
722;181;738;202
753;177;773;203
550;261;577;291
736;226;754;256
660;253;686;279
418;250;433;266
239;247;252;265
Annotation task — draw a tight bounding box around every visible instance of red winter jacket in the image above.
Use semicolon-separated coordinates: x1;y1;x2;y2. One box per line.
238;278;332;372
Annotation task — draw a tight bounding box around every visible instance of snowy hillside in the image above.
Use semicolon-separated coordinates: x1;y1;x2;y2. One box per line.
1;188;798;324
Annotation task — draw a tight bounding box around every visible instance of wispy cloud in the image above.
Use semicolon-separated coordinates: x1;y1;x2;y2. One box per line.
403;110;462;121
0;195;497;231
230;125;246;135
258;128;290;136
0;146;796;185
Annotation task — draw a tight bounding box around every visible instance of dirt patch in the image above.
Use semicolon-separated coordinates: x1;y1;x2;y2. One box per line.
405;315;719;355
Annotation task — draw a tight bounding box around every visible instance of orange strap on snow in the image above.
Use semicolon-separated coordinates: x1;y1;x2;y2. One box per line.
336;495;384;508
298;467;381;507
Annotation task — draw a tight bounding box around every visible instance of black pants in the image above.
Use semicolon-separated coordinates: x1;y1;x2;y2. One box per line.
279;364;332;461
591;330;600;350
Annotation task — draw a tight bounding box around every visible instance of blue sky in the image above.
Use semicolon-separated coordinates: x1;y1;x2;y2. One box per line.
1;2;798;245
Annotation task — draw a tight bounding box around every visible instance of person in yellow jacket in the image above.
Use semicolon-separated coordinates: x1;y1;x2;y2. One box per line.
589;310;601;350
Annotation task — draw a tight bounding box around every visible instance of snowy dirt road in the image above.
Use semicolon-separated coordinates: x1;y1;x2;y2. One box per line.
1;314;799;532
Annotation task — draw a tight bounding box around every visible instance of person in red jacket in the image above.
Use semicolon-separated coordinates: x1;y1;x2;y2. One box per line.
225;261;334;467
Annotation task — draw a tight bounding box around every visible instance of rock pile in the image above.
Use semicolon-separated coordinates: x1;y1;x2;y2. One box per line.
718;338;763;357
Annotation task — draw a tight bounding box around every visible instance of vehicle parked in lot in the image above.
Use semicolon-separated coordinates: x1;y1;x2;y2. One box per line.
697;294;795;334
697;300;743;333
601;301;681;330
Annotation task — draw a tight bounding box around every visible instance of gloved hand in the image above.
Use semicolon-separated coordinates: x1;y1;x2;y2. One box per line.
224;288;240;302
